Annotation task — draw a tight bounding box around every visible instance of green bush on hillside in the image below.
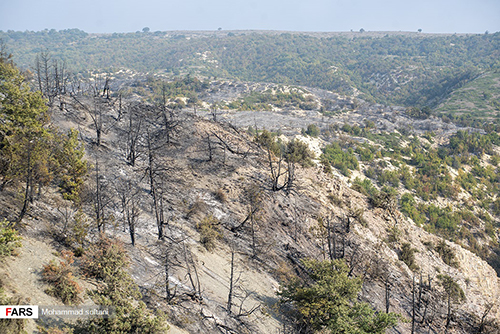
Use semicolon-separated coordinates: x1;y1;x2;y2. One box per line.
279;259;399;333
0;220;21;258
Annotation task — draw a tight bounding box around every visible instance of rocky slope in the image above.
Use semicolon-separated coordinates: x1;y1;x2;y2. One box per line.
1;85;499;333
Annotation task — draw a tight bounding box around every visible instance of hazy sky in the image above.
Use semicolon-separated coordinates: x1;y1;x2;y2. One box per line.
1;0;499;34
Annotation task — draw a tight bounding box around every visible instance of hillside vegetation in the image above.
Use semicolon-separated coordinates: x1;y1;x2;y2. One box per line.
1;29;500;115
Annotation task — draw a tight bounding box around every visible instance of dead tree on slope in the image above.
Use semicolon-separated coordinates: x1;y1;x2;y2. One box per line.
115;177;141;246
475;303;497;333
227;239;237;315
211;131;254;160
146;128;162;239
226;237;261;318
70;94;106;146
123;104;143;166
246;183;263;258
102;75;110;99
144;127;173;240
312;215;349;261
90;96;105;146
206;133;214;162
183;241;202;302
385;272;392;314
161;239;176;303
69;72;119;146
267;146;290;192
151;235;184;303
91;159;113;233
34;51;55;105
160;106;180;145
153;84;182;145
231;183;263;235
210;102;219;122
34;51;69;106
255;133;297;193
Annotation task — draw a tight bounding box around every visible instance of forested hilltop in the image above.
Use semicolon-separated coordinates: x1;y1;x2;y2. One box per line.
1;29;499;114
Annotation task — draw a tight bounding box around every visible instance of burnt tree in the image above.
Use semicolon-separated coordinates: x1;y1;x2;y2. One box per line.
124;104;143;166
91;159;113;233
144;126;172;240
115;177;141;246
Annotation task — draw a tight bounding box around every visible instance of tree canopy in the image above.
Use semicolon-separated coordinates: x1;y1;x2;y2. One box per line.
279;259;399;333
0;48;87;221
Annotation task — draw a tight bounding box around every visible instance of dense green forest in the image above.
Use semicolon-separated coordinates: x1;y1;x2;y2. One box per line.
1;29;499;110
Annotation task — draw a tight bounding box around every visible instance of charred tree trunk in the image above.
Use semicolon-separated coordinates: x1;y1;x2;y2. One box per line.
250;214;257;258
227;248;235;314
146;130;164;240
17;140;33;223
94;159;105;233
163;245;174;302
126;106;142;166
412;276;416;334
445;293;451;332
385;275;391;313
183;242;202;302
207;134;213;162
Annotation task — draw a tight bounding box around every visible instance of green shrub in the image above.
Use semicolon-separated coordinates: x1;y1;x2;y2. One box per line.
0;220;22;258
355;145;375;162
399;193;425;226
430;205;462;235
320;155;333;175
485;221;496;239
386;226;401;244
42;250;82;305
435;240;459;268
490;154;500;166
75;236;167;334
0;288;26;333
370;186;397;210
279;259;399;333
377;169;399;188
196;215;222;251
255;129;281;156
364;166;377;179
493;198;500;216
352;177;377;197
305;124;320;137
322;142;359;176
80;237;128;281
399;242;419;271
285;139;314;167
